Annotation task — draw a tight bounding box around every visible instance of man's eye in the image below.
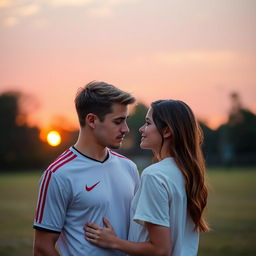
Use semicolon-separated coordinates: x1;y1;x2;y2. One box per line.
114;121;122;125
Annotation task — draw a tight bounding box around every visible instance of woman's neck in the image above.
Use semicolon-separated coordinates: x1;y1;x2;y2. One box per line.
154;140;172;161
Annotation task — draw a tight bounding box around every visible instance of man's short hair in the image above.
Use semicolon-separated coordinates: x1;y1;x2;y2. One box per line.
75;81;135;126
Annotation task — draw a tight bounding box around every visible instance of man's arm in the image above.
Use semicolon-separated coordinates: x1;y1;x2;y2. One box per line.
33;229;60;256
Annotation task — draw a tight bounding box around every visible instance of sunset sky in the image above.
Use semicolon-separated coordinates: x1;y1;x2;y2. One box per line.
0;0;255;130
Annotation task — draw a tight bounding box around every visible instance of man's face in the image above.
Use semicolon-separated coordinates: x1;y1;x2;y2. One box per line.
94;103;129;149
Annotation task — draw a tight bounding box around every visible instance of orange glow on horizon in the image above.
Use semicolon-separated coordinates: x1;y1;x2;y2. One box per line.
1;1;255;133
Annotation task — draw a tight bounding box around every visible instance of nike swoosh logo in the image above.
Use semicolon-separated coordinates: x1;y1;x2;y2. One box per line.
85;181;100;191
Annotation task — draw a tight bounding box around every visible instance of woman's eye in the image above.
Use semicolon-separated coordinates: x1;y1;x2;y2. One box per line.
146;121;151;126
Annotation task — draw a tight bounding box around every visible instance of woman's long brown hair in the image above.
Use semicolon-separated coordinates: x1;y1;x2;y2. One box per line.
151;100;209;232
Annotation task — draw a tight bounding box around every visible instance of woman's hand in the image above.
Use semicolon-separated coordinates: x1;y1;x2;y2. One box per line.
84;217;118;249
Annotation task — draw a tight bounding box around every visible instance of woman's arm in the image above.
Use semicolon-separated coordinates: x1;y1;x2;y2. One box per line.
85;218;171;256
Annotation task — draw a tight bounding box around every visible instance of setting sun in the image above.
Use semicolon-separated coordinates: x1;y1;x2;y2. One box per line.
47;131;61;147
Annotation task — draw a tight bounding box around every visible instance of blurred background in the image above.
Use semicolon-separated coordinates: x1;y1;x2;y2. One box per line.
0;0;255;255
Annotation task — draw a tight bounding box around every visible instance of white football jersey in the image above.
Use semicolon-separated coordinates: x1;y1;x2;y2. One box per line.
34;146;140;256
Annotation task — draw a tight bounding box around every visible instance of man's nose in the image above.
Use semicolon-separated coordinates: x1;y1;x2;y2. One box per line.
121;122;129;134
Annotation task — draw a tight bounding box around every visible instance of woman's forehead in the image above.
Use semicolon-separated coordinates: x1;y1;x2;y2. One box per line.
146;107;153;118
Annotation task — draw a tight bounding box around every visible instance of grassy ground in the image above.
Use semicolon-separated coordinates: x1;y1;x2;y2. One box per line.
0;172;39;256
199;168;256;256
0;168;255;256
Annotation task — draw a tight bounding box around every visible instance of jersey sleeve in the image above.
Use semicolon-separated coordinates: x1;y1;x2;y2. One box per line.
33;170;71;232
133;172;171;227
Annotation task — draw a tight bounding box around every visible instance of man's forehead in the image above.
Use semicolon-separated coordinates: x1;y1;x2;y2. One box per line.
111;104;128;113
112;103;128;110
105;104;128;119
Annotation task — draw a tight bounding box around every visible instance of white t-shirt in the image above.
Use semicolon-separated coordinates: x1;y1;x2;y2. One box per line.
34;146;140;256
128;157;199;256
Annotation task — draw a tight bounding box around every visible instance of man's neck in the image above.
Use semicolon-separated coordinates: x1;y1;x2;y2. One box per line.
74;132;108;162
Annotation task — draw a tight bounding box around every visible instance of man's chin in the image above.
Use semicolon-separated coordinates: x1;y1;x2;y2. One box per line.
108;143;121;150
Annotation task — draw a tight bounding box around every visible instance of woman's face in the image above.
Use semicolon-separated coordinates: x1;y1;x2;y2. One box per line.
139;107;162;153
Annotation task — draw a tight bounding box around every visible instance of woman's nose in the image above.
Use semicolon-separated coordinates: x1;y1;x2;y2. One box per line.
139;124;145;133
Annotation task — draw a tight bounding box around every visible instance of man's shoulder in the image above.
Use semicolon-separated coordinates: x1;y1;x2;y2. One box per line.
109;149;136;167
45;148;79;176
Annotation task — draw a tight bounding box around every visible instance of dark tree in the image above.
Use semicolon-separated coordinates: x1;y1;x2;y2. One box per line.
216;92;256;166
0;92;43;170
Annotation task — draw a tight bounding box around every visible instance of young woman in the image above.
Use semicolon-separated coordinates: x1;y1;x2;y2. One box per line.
85;100;209;256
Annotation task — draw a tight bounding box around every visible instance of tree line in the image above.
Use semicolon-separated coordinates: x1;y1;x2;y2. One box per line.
0;91;255;171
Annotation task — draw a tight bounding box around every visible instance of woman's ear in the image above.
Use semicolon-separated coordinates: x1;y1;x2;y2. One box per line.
163;126;172;139
86;113;97;128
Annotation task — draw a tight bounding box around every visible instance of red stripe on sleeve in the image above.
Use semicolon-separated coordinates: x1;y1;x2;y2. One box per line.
36;153;77;223
55;149;70;161
109;150;128;159
35;151;73;222
38;171;52;223
35;171;50;222
51;154;77;173
46;150;73;171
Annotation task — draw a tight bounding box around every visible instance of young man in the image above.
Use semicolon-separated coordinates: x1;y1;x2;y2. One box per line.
33;81;140;256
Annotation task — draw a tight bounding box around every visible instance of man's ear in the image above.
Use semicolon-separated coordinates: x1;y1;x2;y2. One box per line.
163;126;172;139
85;113;97;128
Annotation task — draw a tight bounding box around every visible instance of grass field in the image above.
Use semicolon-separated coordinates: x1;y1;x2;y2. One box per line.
0;168;255;256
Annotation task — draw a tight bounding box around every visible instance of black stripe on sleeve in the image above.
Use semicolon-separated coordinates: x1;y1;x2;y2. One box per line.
33;225;61;234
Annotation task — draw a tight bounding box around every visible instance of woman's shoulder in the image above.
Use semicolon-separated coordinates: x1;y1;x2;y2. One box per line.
142;158;178;176
142;157;184;185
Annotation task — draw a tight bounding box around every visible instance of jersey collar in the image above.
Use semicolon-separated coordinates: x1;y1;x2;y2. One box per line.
72;146;109;163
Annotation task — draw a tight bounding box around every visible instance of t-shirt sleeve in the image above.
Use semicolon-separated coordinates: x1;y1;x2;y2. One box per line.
131;163;141;194
133;172;171;227
33;170;71;232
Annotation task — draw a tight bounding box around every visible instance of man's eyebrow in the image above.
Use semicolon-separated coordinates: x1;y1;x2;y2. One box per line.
113;116;127;120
